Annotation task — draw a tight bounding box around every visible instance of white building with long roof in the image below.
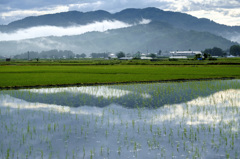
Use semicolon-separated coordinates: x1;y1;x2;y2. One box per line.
170;51;202;57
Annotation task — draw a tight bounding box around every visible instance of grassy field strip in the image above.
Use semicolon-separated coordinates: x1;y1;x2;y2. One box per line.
0;65;240;88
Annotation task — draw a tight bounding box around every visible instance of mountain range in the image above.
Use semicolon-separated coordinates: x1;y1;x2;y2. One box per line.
0;7;239;56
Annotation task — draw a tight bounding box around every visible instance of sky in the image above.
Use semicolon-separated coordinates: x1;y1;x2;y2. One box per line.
0;0;240;26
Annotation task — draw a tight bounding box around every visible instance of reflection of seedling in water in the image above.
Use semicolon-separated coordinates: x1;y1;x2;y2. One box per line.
107;147;110;156
83;146;85;157
105;130;108;138
100;146;103;156
118;146;121;155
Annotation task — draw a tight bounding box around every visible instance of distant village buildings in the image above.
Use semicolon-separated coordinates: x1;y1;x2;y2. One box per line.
169;51;202;59
170;51;202;56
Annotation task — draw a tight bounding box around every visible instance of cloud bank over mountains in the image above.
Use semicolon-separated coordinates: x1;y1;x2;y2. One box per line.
0;0;240;26
0;19;151;41
0;21;128;41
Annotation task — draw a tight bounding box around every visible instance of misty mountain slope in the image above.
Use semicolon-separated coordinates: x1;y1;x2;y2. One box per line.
59;22;236;52
0;22;236;56
0;7;240;41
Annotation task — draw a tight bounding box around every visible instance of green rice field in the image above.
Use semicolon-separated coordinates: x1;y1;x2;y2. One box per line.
0;65;240;88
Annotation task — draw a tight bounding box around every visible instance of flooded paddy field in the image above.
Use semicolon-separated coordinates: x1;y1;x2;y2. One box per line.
0;80;240;159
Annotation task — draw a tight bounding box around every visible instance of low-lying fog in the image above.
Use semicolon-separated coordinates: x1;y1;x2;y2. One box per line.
0;19;150;41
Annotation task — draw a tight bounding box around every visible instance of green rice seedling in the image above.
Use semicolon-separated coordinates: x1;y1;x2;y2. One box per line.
25;150;29;159
82;146;85;158
107;147;110;156
71;150;75;159
6;148;10;159
47;124;51;132
150;124;153;133
184;127;187;138
54;123;57;131
63;124;66;132
235;151;238;159
226;150;230;159
22;134;25;144
100;146;103;156
118;146;121;155
105;129;108;138
132;120;135;129
48;151;52;159
80;126;83;135
157;127;161;137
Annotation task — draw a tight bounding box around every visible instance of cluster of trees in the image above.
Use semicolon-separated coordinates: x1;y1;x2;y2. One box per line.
230;45;240;56
116;52;125;58
90;53;109;58
14;50;75;59
202;47;226;57
202;45;240;57
116;50;161;59
75;53;86;58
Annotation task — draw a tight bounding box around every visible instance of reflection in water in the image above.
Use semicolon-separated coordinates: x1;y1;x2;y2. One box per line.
152;89;240;126
21;86;138;98
0;80;239;159
3;79;240;108
1;87;240;126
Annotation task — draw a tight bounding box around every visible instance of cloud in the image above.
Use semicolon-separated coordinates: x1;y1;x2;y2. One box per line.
0;19;150;41
161;0;240;26
186;9;240;26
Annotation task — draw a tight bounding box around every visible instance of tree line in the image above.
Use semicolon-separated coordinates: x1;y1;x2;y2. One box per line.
14;50;76;59
202;45;240;57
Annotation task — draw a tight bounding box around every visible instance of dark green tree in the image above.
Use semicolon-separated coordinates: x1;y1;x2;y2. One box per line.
116;52;125;58
211;47;224;56
133;51;141;59
80;53;86;58
194;54;202;60
203;53;210;59
203;48;212;55
230;45;240;56
147;53;157;58
203;47;224;56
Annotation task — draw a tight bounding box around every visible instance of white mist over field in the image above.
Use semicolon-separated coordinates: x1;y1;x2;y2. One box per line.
0;19;151;41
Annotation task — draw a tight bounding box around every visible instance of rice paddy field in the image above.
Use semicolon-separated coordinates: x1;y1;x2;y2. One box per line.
0;65;240;88
0;79;240;159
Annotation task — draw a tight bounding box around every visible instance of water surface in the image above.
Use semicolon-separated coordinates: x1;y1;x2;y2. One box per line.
0;80;239;158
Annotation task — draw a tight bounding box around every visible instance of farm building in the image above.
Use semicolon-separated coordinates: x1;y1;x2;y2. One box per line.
140;57;153;60
169;56;187;59
170;51;202;57
119;57;133;60
108;54;117;59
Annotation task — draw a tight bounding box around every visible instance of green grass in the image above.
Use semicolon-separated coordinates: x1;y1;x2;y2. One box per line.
0;65;240;88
